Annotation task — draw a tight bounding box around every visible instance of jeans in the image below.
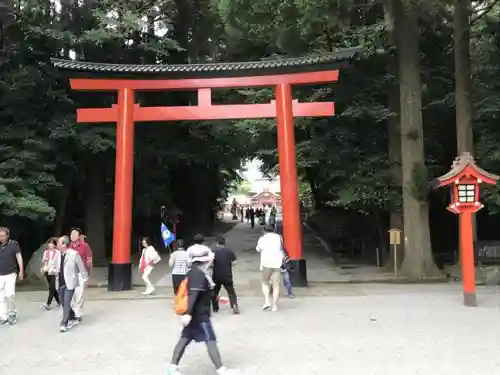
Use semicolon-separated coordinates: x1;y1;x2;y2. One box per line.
45;274;60;305
59;285;76;326
283;269;293;295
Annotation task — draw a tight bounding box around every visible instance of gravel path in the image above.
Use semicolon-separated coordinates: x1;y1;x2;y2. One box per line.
3;286;500;375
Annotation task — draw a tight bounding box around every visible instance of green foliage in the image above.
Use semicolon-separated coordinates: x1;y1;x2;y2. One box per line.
3;0;500;255
234;179;252;194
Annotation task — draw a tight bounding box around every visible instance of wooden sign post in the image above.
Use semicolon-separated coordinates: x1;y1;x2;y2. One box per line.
388;229;402;277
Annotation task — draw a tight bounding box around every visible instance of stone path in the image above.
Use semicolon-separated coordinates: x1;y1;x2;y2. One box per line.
4;285;500;375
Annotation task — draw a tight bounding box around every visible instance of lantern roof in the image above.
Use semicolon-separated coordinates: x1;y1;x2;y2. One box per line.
430;152;499;188
50;47;361;79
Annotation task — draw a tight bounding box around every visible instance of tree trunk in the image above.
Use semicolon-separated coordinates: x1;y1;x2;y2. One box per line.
454;0;474;155
59;0;72;58
84;160;107;264
383;0;404;271
454;0;475;266
395;0;440;279
173;0;197;63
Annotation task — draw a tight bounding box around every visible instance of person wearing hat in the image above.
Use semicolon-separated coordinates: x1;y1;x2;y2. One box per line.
169;239;189;294
166;234;239;375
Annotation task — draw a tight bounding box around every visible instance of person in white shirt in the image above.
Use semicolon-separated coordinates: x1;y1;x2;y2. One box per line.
139;237;161;295
256;225;284;311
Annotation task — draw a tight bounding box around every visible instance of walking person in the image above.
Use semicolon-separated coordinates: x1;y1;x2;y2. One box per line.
249;207;255;229
256;225;284;312
54;235;88;332
139;237;161;295
169;239;189;294
166;246;239;375
69;228;92;320
186;234;215;283
0;227;24;325
212;237;239;314
41;238;61;310
281;248;294;298
269;206;277;230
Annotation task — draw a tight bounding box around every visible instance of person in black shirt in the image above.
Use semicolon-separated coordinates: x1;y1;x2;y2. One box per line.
166;242;239;375
249;207;255;228
212;237;239;314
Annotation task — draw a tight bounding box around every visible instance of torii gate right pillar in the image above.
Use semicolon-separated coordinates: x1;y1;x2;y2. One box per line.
275;83;307;286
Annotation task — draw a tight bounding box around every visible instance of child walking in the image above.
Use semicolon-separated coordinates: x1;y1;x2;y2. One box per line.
41;238;61;310
139;237;161;295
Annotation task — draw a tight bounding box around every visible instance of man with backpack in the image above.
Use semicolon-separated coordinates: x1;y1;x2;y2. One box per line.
167;234;239;375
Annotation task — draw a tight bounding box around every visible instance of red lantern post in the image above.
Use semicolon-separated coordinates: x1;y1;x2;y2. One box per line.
431;152;499;306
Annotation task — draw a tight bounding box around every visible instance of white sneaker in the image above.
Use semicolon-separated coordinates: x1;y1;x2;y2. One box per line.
271;305;278;312
262;304;271;310
166;364;182;375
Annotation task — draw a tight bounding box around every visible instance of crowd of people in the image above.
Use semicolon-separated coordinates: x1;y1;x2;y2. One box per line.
0;227;91;331
230;198;279;229
0;217;292;375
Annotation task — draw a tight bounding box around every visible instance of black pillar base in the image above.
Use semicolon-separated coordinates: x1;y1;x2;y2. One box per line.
463;292;477;307
108;263;132;291
290;259;307;287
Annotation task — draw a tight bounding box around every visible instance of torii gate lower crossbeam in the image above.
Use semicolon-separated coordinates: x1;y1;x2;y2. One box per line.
70;70;340;291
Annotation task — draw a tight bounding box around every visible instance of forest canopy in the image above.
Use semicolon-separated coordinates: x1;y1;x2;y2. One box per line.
2;0;500;278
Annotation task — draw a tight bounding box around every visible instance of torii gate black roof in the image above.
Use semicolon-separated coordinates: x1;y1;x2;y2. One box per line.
50;47;361;79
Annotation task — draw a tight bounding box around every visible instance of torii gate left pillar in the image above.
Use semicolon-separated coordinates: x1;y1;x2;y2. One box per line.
70;71;342;291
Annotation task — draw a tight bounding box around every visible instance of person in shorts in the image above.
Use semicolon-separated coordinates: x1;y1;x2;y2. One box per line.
256;225;284;312
0;227;24;325
166;239;239;375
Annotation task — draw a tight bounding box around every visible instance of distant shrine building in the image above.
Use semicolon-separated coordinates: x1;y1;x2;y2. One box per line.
249;177;281;207
227;176;281;208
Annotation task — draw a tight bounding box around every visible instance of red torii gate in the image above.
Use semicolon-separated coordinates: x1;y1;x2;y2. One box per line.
52;48;359;291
